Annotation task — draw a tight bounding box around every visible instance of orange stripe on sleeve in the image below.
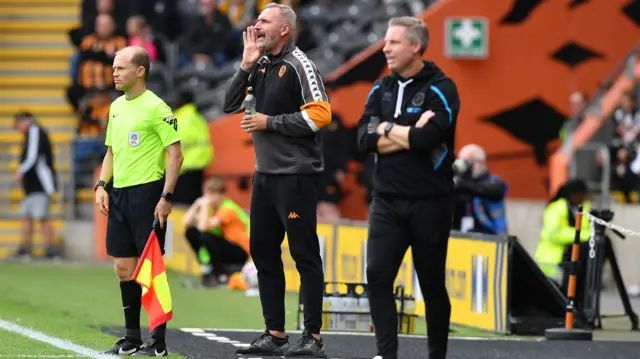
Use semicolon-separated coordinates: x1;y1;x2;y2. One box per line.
301;100;331;130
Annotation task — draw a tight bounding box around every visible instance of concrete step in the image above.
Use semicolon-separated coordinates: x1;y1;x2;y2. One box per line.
0;246;57;259
0;125;76;133
0;188;92;202
0;41;71;48
0;33;69;44
0;218;65;232
0;47;73;60
0;88;66;99
0;19;79;32
0;76;70;87
0;60;68;72
3;0;81;5
2;161;72;173
0;202;68;217
0;97;65;104
0;143;73;157
0;102;73;116
0;114;76;127
0;6;78;17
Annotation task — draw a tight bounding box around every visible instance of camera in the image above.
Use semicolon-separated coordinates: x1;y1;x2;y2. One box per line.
452;159;470;177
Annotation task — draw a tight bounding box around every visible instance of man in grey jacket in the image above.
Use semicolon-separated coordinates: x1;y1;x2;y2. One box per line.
222;3;331;358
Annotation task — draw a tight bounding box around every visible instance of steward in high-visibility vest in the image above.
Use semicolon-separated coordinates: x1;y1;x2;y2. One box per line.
534;179;591;285
172;92;214;204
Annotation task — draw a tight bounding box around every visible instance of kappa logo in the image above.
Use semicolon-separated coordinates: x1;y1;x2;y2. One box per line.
128;131;141;147
288;212;300;219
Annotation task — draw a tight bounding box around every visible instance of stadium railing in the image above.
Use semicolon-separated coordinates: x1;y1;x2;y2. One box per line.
549;42;640;198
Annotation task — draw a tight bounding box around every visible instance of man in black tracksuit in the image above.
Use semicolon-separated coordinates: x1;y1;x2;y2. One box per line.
222;3;331;358
357;17;460;359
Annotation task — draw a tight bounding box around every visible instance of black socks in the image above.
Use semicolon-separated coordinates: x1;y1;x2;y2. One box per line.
152;323;166;340
120;280;142;342
120;280;168;342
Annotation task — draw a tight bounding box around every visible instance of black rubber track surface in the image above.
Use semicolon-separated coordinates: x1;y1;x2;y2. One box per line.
102;327;640;359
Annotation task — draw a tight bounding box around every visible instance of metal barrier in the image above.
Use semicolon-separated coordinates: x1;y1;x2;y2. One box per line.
568;143;611;208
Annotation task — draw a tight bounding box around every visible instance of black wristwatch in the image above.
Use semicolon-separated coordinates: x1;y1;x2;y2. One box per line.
383;122;394;137
94;180;106;192
161;192;174;202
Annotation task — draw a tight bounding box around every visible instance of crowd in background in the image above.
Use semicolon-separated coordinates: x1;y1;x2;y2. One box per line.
64;0;364;222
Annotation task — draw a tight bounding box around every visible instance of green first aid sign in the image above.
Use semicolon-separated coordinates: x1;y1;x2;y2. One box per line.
445;17;489;59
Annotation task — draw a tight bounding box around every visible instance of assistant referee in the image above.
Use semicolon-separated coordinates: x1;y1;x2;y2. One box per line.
357;17;460;359
95;46;183;357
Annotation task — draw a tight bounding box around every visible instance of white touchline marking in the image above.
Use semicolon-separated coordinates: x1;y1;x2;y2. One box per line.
191;332;217;337
198;328;536;341
0;356;86;358
179;328;204;332
0;319;113;359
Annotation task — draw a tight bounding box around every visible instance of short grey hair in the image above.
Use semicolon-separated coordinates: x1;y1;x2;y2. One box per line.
388;16;429;55
265;3;297;36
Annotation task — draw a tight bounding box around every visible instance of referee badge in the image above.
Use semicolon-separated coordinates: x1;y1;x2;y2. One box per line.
128;131;141;147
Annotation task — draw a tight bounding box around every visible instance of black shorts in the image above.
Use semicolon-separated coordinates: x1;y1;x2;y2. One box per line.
106;179;166;258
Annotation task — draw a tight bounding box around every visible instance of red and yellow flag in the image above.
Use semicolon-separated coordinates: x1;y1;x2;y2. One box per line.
132;230;173;332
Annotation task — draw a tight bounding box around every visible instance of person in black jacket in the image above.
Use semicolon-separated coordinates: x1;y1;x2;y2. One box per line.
356;16;460;359
12;112;58;259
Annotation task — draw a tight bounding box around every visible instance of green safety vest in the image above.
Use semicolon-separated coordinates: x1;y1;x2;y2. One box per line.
534;199;592;280
209;198;250;237
174;104;214;173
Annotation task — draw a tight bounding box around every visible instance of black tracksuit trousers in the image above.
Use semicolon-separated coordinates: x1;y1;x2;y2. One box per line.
367;195;454;359
250;172;325;334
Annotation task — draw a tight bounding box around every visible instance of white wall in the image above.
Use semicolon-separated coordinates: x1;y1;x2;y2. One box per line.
505;199;640;287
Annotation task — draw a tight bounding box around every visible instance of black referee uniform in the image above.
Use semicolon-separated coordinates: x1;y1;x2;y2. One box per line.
356;61;460;359
223;39;332;356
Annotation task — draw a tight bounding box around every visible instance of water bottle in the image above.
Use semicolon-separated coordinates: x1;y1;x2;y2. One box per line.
357;292;371;331
342;287;358;330
244;86;256;115
328;292;342;330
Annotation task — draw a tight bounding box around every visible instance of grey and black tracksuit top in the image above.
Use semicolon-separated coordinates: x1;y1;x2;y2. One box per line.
223;40;332;175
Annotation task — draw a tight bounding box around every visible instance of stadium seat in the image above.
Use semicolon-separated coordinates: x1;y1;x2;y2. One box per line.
176;60;220;83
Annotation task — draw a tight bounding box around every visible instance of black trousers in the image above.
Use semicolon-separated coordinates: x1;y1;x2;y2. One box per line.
174;169;204;206
250;172;324;334
367;195;454;359
184;227;248;276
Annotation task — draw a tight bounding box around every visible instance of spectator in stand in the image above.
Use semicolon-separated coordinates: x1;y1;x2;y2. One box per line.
131;0;183;42
559;90;588;142
68;0;130;83
66;14;126;111
317;113;349;224
126;16;158;62
77;87;111;137
610;89;640;202
218;0;259;31
178;0;240;67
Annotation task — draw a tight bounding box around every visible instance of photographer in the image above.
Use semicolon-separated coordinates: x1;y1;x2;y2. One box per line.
452;144;508;235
